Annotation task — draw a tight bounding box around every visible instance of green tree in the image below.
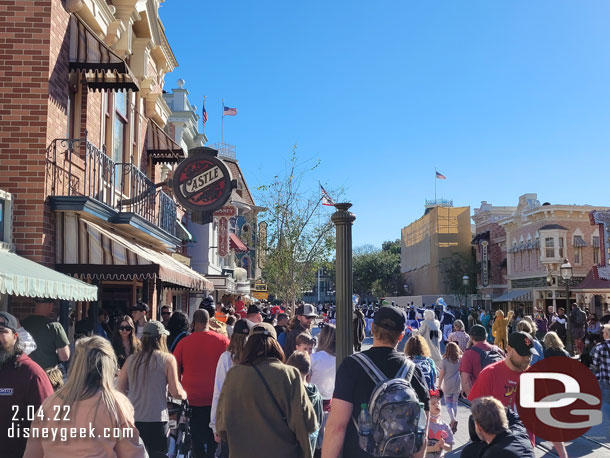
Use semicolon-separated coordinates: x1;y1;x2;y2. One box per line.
439;251;478;305
256;148;337;309
353;239;404;300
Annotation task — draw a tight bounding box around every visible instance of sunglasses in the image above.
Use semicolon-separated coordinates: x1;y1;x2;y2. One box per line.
119;326;133;332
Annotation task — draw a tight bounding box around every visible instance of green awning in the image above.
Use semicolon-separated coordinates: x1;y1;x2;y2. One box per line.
0;251;98;301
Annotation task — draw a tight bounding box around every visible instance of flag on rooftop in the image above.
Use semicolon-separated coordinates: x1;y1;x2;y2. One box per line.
320;184;335;206
435;171;447;180
223;106;237;116
202;98;208;130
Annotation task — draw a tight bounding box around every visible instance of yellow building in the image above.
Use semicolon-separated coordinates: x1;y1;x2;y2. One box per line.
400;205;472;295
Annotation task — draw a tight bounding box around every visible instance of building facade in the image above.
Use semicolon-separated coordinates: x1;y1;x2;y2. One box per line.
499;193;610;315
0;0;212;322
400;205;472;296
471;201;516;309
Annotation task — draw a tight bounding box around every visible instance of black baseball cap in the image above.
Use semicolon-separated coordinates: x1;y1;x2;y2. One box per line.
233;319;250;335
508;331;539;357
0;311;19;332
247;304;262;315
373;306;406;332
469;324;487;339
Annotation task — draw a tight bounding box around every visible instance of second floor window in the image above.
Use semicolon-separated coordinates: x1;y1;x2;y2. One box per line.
558;237;564;258
593;236;600;264
545;237;554;258
113;92;129;188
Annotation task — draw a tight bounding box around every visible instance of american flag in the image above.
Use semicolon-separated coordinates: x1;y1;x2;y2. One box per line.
436;171;447;179
202;98;208;130
223;106;237;116
320;184;335;206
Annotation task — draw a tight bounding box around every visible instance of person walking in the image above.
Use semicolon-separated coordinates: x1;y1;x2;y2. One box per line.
353;308;366;351
0;312;53;458
284;303;317;356
549;308;568;347
417;309;443;367
20;299;70;370
111;315;141;369
130;302;149;340
174;309;229;458
322;306;430;458
405;335;438;391
167;310;190;352
447;319;469;352
570;303;587;355
516;321;544;366
491;309;513;351
117;321;187;456
458;325;504;397
542;331;571;358
589;324;610;441
310;323;337;454
438;342;462;433
209;319;250;458
23;336;147;458
216;323;317;458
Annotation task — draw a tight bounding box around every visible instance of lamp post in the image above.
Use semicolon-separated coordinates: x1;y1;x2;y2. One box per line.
560;259;573;353
462;275;469;309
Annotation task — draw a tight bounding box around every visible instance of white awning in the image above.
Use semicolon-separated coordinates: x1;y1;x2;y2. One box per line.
0;250;98;301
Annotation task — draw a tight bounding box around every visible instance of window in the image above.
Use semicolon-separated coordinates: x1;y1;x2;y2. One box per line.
113;92;128;188
558;237;564;258
574;236;582;264
545;237;554;258
593;236;600;264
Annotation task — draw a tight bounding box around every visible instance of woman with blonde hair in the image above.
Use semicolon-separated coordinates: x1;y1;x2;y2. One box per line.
417;309;442;366
405;334;438;390
438;342;462;433
543;331;571;358
23;336;147;458
117;321;187;456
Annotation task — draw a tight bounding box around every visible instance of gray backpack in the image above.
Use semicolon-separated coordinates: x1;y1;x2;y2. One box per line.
351;353;427;457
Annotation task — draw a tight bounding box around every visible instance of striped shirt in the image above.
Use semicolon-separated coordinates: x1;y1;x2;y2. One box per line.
590;339;610;384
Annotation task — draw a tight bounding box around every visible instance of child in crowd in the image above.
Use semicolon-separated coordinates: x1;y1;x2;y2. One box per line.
45;365;64;392
425;390;453;458
286;351;323;456
438;342;462;433
295;333;316;354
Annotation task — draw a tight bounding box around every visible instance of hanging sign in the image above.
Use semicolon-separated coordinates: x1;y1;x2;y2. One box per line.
481;240;489;287
172;148;234;213
218;216;229;257
214;205;237;217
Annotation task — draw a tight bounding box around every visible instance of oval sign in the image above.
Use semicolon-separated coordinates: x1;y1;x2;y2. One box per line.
172;153;233;212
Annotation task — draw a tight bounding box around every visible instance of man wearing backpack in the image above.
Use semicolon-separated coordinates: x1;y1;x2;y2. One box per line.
459;325;504;397
570;302;587;355
322;306;430;458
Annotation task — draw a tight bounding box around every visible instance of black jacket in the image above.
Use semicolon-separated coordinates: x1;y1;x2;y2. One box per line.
480;429;535;458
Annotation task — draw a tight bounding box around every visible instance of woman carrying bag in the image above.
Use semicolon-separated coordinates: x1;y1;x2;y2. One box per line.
216;322;317;458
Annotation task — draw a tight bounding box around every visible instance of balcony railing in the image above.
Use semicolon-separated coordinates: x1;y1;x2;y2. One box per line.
46;132;176;237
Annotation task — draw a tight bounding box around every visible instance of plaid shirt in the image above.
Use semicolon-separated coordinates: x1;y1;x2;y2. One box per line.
590;339;610;384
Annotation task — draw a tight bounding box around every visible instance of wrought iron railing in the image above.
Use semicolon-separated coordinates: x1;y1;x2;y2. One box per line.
209;142;236;159
46;132;176;237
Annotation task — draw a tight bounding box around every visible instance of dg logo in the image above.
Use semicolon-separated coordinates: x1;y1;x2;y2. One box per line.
516;357;603;442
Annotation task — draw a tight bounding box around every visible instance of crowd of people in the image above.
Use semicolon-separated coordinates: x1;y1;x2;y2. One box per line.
1;296;609;458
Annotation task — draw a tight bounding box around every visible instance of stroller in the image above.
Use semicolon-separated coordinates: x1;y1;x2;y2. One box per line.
165;399;192;458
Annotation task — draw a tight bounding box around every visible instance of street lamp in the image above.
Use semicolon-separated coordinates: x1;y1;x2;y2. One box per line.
462;275;469;309
560;259;573;352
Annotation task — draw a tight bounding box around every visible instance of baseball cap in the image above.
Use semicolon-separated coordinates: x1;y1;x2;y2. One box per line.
200;295;215;307
247;304;262;315
250;322;277;340
373;306;406;332
0;311;19;332
469;324;487;339
131;302;149;312
143;320;169;337
296;303;317;317
508;331;539;357
233;319;250;335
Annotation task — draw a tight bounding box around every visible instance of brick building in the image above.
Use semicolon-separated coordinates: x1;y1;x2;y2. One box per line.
471;200;516;310
498;193;610;315
0;1;212;323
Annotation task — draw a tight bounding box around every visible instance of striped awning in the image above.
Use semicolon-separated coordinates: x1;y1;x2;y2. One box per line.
492;289;532;303
55;214;212;291
146;120;185;164
0;250;98;301
573;236;587;247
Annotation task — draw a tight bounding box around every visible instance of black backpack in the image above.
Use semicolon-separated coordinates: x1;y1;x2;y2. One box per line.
466;345;503;371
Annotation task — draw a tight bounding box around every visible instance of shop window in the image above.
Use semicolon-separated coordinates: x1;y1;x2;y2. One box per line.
545;237;554;258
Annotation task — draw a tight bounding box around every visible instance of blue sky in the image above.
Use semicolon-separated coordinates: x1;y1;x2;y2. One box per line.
161;1;610;248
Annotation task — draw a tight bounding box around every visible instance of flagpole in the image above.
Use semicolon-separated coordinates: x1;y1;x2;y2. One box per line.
434;168;437;203
317;182;321;304
221;98;224;145
202;95;207;134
